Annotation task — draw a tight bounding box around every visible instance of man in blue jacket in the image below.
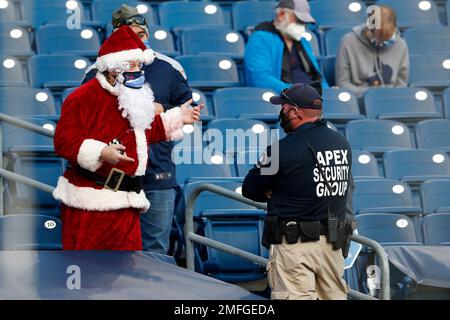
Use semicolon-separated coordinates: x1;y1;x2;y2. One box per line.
82;5;193;254
244;0;328;93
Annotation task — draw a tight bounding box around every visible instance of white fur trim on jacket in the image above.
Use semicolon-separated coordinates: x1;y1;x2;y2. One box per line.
134;129;148;176
96;48;155;72
53;176;150;213
160;107;184;141
96;72;119;96
77;139;107;172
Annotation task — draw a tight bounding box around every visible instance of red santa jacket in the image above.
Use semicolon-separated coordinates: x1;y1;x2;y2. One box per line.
53;72;183;213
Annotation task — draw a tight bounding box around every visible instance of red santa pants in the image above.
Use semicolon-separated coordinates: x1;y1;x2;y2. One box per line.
61;204;143;250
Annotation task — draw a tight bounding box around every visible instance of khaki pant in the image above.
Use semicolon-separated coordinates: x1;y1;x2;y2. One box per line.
267;235;348;300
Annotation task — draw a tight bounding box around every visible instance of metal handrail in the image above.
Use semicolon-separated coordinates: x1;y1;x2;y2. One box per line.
185;183;391;300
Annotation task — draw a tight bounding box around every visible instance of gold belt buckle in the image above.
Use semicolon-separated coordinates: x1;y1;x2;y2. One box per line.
104;168;126;192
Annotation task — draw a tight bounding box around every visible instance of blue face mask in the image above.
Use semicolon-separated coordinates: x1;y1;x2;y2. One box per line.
370;31;397;49
143;39;151;49
122;71;145;89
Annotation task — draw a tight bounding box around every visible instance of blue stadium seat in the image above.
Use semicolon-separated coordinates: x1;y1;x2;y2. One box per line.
355;213;421;246
346;119;413;154
188;89;214;122
0;87;56;116
351;150;382;179
0;0;16;23
384;150;450;183
422;213;450;245
28;54;90;89
181;27;245;60
176;55;240;90
364;88;440;123
183;181;255;218
232;0;276;33
36;25;100;58
198;209;267;282
4;154;63;217
0;214;62;250
146;25;177;58
92;0;156;26
1;119;55;152
415;119;450;152
443;87;450;118
159;1;226;30
205;119;270;154
410;54;450;90
310;0;367;29
421;179;450;214
0;24;34;57
353;179;422;215
213;87;279;121
322;88;364;123
376;0;441;29
320;55;336;86
0;56;28;87
175;149;235;186
324;27;351;56
21;0;87;29
403;26;450;55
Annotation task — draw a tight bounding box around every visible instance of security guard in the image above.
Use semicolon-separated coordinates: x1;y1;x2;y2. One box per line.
242;83;353;300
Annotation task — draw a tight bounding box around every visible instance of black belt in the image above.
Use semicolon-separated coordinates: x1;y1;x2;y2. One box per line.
77;166;143;193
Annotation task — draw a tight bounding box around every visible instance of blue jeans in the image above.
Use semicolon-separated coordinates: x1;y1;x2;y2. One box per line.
140;188;176;254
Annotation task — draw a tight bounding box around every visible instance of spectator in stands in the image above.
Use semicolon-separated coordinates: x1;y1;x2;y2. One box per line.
53;26;202;250
82;5;194;254
336;5;409;97
244;0;328;93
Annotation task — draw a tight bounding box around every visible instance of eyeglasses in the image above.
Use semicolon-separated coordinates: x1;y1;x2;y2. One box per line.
115;15;147;28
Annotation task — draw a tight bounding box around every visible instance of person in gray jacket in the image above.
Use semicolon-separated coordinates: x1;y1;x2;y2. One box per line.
335;5;409;97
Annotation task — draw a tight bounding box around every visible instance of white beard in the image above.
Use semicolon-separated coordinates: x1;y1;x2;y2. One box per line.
116;82;155;130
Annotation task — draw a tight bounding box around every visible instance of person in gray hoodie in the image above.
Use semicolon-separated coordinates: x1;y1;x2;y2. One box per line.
335;6;409;97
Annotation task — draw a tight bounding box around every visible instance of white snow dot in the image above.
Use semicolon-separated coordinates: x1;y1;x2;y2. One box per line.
418;1;431;11
66;0;78;10
192;92;201;102
226;32;239;43
442;59;450;69
262;92;275;102
348;2;362;12
3;58;15;69
136;4;148;14
204;5;218;15
80;29;93;39
391;125;404;135
235;186;242;194
218;59;232;70
35;92;49;102
415;90;428;101
252;124;265;134
338;92;351;102
154;30;167;40
0;0;9;9
392;184;405;194
396;219;408;228
183;124;195;134
74;59;87;69
10;29;22;39
211;154;224;164
302;32;312;41
433;153;445;164
358;155;371;164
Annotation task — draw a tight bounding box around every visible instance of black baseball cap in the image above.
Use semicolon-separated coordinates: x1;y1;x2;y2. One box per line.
270;83;323;109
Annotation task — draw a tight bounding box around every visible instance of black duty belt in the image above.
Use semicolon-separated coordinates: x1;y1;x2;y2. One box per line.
77;166;143;193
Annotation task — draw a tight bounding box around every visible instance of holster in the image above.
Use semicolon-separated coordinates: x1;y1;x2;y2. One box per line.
262;215;282;248
331;219;356;258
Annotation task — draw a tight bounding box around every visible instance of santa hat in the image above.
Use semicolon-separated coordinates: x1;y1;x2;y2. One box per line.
96;25;155;72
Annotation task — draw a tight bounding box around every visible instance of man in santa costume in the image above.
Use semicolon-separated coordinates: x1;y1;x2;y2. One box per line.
52;26;202;250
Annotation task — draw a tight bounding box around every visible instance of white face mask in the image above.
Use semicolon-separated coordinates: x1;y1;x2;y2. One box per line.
284;23;306;41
